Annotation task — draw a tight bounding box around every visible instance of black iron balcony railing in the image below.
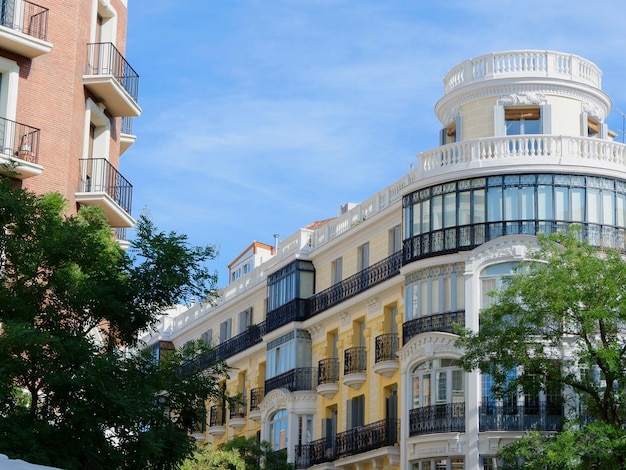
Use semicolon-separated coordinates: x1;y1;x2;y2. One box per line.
307;252;402;318
265;298;307;332
209;405;225;427
344;347;367;375
409;403;465;436
249;387;265;412
479;403;564;432
375;333;399;363
336;418;400;460
78;158;133;215
317;358;339;385
296;419;400;468
402;311;465;345
265;367;317;394
121;116;133;135
404;220;626;265
0;0;48;40
85;42;139;103
0;116;40;165
229;401;247;419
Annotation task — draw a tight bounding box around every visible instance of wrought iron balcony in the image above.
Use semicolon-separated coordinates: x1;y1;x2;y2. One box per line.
344;347;367;375
265;298;307;332
209;405;225;427
307;252;402;318
120;116;135;155
373;333;399;377
229;402;247;419
403;311;465;345
76;158;134;227
0;0;50;58
375;333;399;363
249;387;265;412
409;403;465;436
265;368;317;394
317;357;340;398
0;116;41;179
318;358;339;385
479;403;563;432
84;42;140;117
296;419;400;468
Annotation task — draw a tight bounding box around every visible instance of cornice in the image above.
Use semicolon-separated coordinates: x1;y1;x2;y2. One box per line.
436;82;610;126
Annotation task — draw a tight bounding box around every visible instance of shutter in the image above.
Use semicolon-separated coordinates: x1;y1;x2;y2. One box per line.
581;111;589;137
494;105;505;136
601;122;608;139
439;128;447;146
541;105;552;134
455;114;462;142
347;399;353;429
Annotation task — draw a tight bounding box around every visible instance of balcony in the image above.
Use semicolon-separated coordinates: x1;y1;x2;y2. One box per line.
317;358;339;399
0;0;51;58
307;252;402;318
208;405;226;438
402;311;465;345
265;368;317;394
0;116;41;179
265;298;307;332
409;403;465;437
342;347;366;389
296;419;400;468
373;333;399;378
479;403;563;432
249;387;264;421
75;158;134;228
83;42;141;117
229;402;247;431
119;116;136;155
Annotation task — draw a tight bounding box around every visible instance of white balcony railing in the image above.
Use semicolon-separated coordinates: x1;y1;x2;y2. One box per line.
443;50;602;94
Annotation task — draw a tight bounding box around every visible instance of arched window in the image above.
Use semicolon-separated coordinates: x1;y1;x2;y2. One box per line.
269;409;288;451
411;359;464;408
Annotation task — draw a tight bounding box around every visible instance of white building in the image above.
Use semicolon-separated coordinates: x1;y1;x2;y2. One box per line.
141;50;625;470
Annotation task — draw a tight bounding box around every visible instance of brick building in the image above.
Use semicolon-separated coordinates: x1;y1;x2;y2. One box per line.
2;0;140;244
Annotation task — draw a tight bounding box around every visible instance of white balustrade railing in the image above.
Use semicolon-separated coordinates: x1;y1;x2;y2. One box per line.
444;50;602;94
417;135;626;178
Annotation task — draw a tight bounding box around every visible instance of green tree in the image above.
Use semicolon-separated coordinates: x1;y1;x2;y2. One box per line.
457;232;626;467
182;437;293;470
0;181;228;469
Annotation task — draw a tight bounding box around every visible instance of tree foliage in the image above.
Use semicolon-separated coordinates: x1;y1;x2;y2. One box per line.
181;437;293;470
0;182;227;469
457;232;626;466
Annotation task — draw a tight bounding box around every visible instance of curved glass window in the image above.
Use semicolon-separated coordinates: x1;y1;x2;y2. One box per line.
269;409;288;451
411;359;464;408
403;174;626;264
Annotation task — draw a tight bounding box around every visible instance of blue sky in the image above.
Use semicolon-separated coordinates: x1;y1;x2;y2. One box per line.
123;0;626;285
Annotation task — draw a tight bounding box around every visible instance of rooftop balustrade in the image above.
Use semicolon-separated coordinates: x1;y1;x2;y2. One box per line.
443;50;602;95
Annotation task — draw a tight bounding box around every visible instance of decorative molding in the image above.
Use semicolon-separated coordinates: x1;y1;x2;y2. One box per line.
497;92;547;106
398;333;463;367
405;262;465;285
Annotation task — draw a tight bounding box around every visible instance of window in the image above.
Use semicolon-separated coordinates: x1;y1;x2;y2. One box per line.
358;243;369;271
413;458;464;469
0;56;19;153
92;0;117;45
266;330;312;380
389;225;402;254
200;328;213;346
269;409;288;451
347;395;365;429
267;260;315;312
412;359;465;408
494;104;551;137
405;264;465;320
219;318;232;343
331;257;342;284
439;115;462;145
238;307;253;334
480;262;518;310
